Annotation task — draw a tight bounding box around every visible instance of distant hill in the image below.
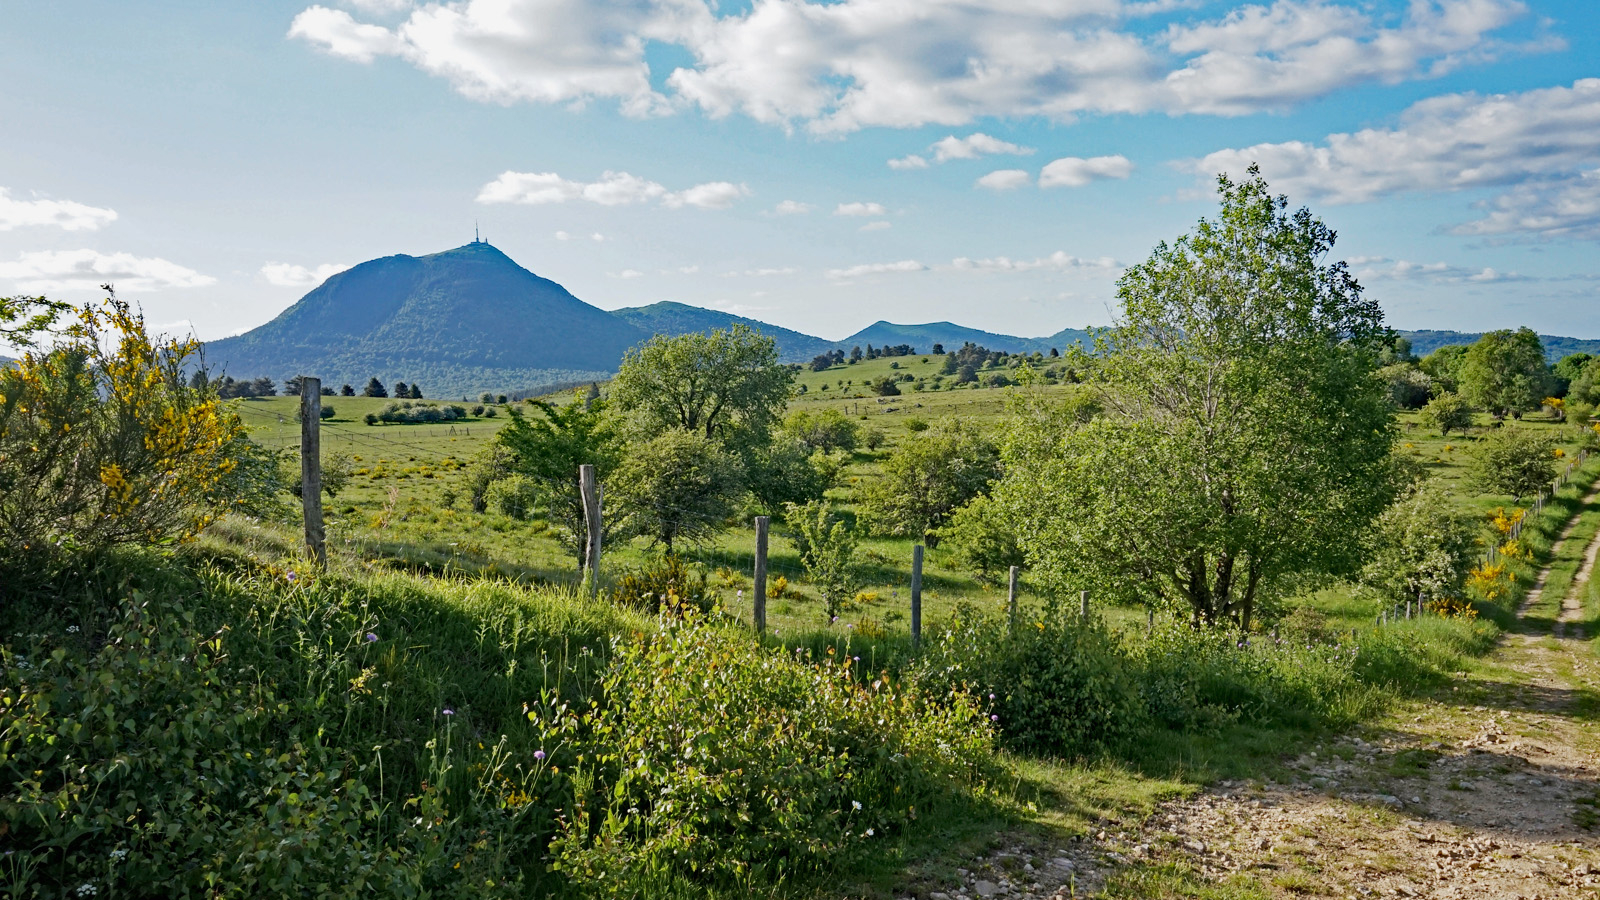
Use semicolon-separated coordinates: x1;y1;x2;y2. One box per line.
612;301;835;363
835;321;1091;356
206;242;643;397
1400;330;1600;361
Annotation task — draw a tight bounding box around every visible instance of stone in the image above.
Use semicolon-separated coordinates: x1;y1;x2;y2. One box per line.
972;880;1000;898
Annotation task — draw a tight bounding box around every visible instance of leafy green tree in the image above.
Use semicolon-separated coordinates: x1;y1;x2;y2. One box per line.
1460;327;1552;419
496;394;620;564
0;294;68;348
745;437;837;514
1471;426;1557;502
609;429;744;553
1378;363;1431;409
362;377;387;398
1420;391;1474;437
1418;344;1468;393
870;375;901;396
937;493;1025;582
783;408;859;453
611;325;792;451
785;500;861;621
860;420;1000;546
993;167;1398;628
339;383;355;396
1553;352;1592;387
1360;481;1482;607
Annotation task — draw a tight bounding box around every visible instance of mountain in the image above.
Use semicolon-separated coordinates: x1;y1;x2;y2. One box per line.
611;301;836;363
835;321;1092;356
206;242;645;397
1399;330;1600;360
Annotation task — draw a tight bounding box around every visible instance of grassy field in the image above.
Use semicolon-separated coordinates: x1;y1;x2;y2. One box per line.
233;356;1596;650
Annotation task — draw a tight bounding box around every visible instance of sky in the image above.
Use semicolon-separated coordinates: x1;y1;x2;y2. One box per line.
2;0;1598;346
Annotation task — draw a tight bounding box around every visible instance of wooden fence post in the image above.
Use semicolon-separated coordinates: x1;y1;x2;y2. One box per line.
299;377;326;569
910;544;923;649
1007;565;1019;632
580;464;601;598
1080;589;1089;619
753;516;769;635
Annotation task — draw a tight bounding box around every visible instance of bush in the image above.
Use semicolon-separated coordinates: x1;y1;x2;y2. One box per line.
916;603;1141;756
319;404;335;420
373;401;468;425
0;297;242;577
610;553;715;617
550;623;995;894
484;473;539;520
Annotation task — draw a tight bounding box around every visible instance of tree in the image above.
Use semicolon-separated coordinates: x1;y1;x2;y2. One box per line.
785;500;861;621
937;492;1025;582
340;384;355;396
283;375;305;396
870;376;901;396
1420;391;1474;437
1378;363;1431;409
1471;426;1556;502
496;394;620;565
1460;327;1551;419
363;377;387;398
1553;352;1591;390
993;167;1398;629
409;383;423;399
745;438;837;513
859;420;1000;546
394;381;409;399
609;429;744;553
784;408;859;453
610;324;792;452
250;376;277;397
1418;344;1468;393
1361;481;1482;609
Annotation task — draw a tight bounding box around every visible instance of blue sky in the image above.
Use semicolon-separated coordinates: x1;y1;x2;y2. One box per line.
2;0;1597;345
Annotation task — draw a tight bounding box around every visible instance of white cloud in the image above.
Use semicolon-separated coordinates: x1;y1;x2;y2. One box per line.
825;259;926;279
773;199;812;214
931;133;1034;162
614;268;645;279
1039;155;1135;188
1349;256;1532;284
0;187;118;232
0;250;215;293
662;180;750;209
887;154;929;170
344;0;413;12
261;261;351;288
950;252;1121;274
478;170;746;209
834;201;886;217
292;0;1536;132
859;220;892;231
977;169;1032;191
1190;78;1600;239
746;266;799;276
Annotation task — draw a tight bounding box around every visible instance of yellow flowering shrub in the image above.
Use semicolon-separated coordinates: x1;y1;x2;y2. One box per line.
1489;506;1526;536
1466;560;1515;603
0;295;243;566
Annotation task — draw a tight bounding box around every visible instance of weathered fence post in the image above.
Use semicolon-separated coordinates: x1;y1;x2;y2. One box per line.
910;544;923;649
1007;565;1019;633
580;464;601;598
1080;589;1089;619
753;515;769;635
300;377;326;569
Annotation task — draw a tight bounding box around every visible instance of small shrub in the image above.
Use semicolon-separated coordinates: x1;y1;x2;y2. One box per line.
483;473;539;520
611;554;716;617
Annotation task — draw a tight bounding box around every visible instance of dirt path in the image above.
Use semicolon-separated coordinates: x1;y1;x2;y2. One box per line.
907;498;1600;900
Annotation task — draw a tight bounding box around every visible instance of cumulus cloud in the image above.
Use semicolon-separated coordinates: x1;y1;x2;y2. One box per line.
893;133;1034;169
291;0;1536;132
0;187;118;232
859;220;892;231
773;200;812;215
950;252;1122;274
834;201;886;217
1190;78;1600;239
1039;155;1135;188
0;250;215;293
478;170;748;209
825;259;926;279
261;261;351;288
614;268;645;279
977;169;1033;191
887;155;929;170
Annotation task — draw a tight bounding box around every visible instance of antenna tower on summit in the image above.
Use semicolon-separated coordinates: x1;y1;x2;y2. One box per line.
475;221;481;244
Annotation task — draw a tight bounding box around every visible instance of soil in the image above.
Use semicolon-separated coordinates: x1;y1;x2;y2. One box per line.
898;493;1600;900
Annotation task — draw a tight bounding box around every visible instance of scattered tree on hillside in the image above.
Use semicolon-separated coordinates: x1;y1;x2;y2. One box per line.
859;420;1000;546
871;376;901;396
785;499;861;621
1460;327;1552;419
340;384;355;396
363;377;387;398
610;324;792;452
1420;391;1474;437
932;343;945;355
409;383;423;399
609;429;744;554
938;493;1025;582
993;166;1399;629
283;375;305;396
1471;426;1557;502
394;381;409;399
849;346;863;363
784;408;859;454
1419;344;1468;394
1378;363;1432;409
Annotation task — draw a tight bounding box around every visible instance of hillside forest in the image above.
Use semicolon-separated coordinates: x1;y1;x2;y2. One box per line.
5;170;1600;899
